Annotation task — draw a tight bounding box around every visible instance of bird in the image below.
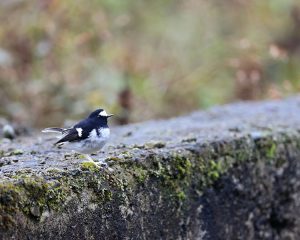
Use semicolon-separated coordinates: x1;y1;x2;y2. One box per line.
42;109;113;163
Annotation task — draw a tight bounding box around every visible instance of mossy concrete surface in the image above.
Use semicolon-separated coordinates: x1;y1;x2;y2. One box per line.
1;97;300;239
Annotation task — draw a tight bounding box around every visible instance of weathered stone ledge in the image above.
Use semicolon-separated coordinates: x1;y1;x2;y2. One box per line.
1;97;300;239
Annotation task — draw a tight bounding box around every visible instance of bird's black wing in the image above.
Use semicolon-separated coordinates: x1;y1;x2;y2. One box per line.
54;118;94;145
55;128;82;145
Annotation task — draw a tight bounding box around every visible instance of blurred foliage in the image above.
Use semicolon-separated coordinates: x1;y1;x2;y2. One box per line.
0;0;300;127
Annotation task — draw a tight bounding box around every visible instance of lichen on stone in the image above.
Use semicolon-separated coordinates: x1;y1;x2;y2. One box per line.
80;161;100;171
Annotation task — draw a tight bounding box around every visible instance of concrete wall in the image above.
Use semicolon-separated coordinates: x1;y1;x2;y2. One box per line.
1;97;300;239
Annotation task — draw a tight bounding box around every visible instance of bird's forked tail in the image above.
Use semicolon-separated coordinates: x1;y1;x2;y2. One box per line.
41;127;66;134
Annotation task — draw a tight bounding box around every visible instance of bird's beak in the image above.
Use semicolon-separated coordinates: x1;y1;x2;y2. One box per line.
107;114;114;118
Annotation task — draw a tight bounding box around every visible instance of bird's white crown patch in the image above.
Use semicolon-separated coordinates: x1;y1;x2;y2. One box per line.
99;110;108;117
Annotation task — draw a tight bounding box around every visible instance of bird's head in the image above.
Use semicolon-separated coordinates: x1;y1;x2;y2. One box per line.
88;109;114;120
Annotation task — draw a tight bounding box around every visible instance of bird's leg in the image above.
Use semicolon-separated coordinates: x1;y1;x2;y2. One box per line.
84;154;95;163
83;154;107;168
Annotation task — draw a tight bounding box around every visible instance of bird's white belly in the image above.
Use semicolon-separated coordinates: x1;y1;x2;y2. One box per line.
64;128;110;154
71;139;107;154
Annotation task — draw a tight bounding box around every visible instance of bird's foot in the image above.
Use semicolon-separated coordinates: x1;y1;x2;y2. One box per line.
82;154;109;168
84;154;96;162
80;154;99;167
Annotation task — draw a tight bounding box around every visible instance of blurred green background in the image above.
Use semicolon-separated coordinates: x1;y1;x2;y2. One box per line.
0;0;300;127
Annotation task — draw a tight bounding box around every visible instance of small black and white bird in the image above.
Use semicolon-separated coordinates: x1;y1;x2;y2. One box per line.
42;109;113;162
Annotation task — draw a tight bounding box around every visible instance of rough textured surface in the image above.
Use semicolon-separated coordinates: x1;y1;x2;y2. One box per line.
1;97;300;240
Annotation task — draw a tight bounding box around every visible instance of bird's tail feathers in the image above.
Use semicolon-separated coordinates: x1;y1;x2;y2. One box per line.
42;127;65;134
